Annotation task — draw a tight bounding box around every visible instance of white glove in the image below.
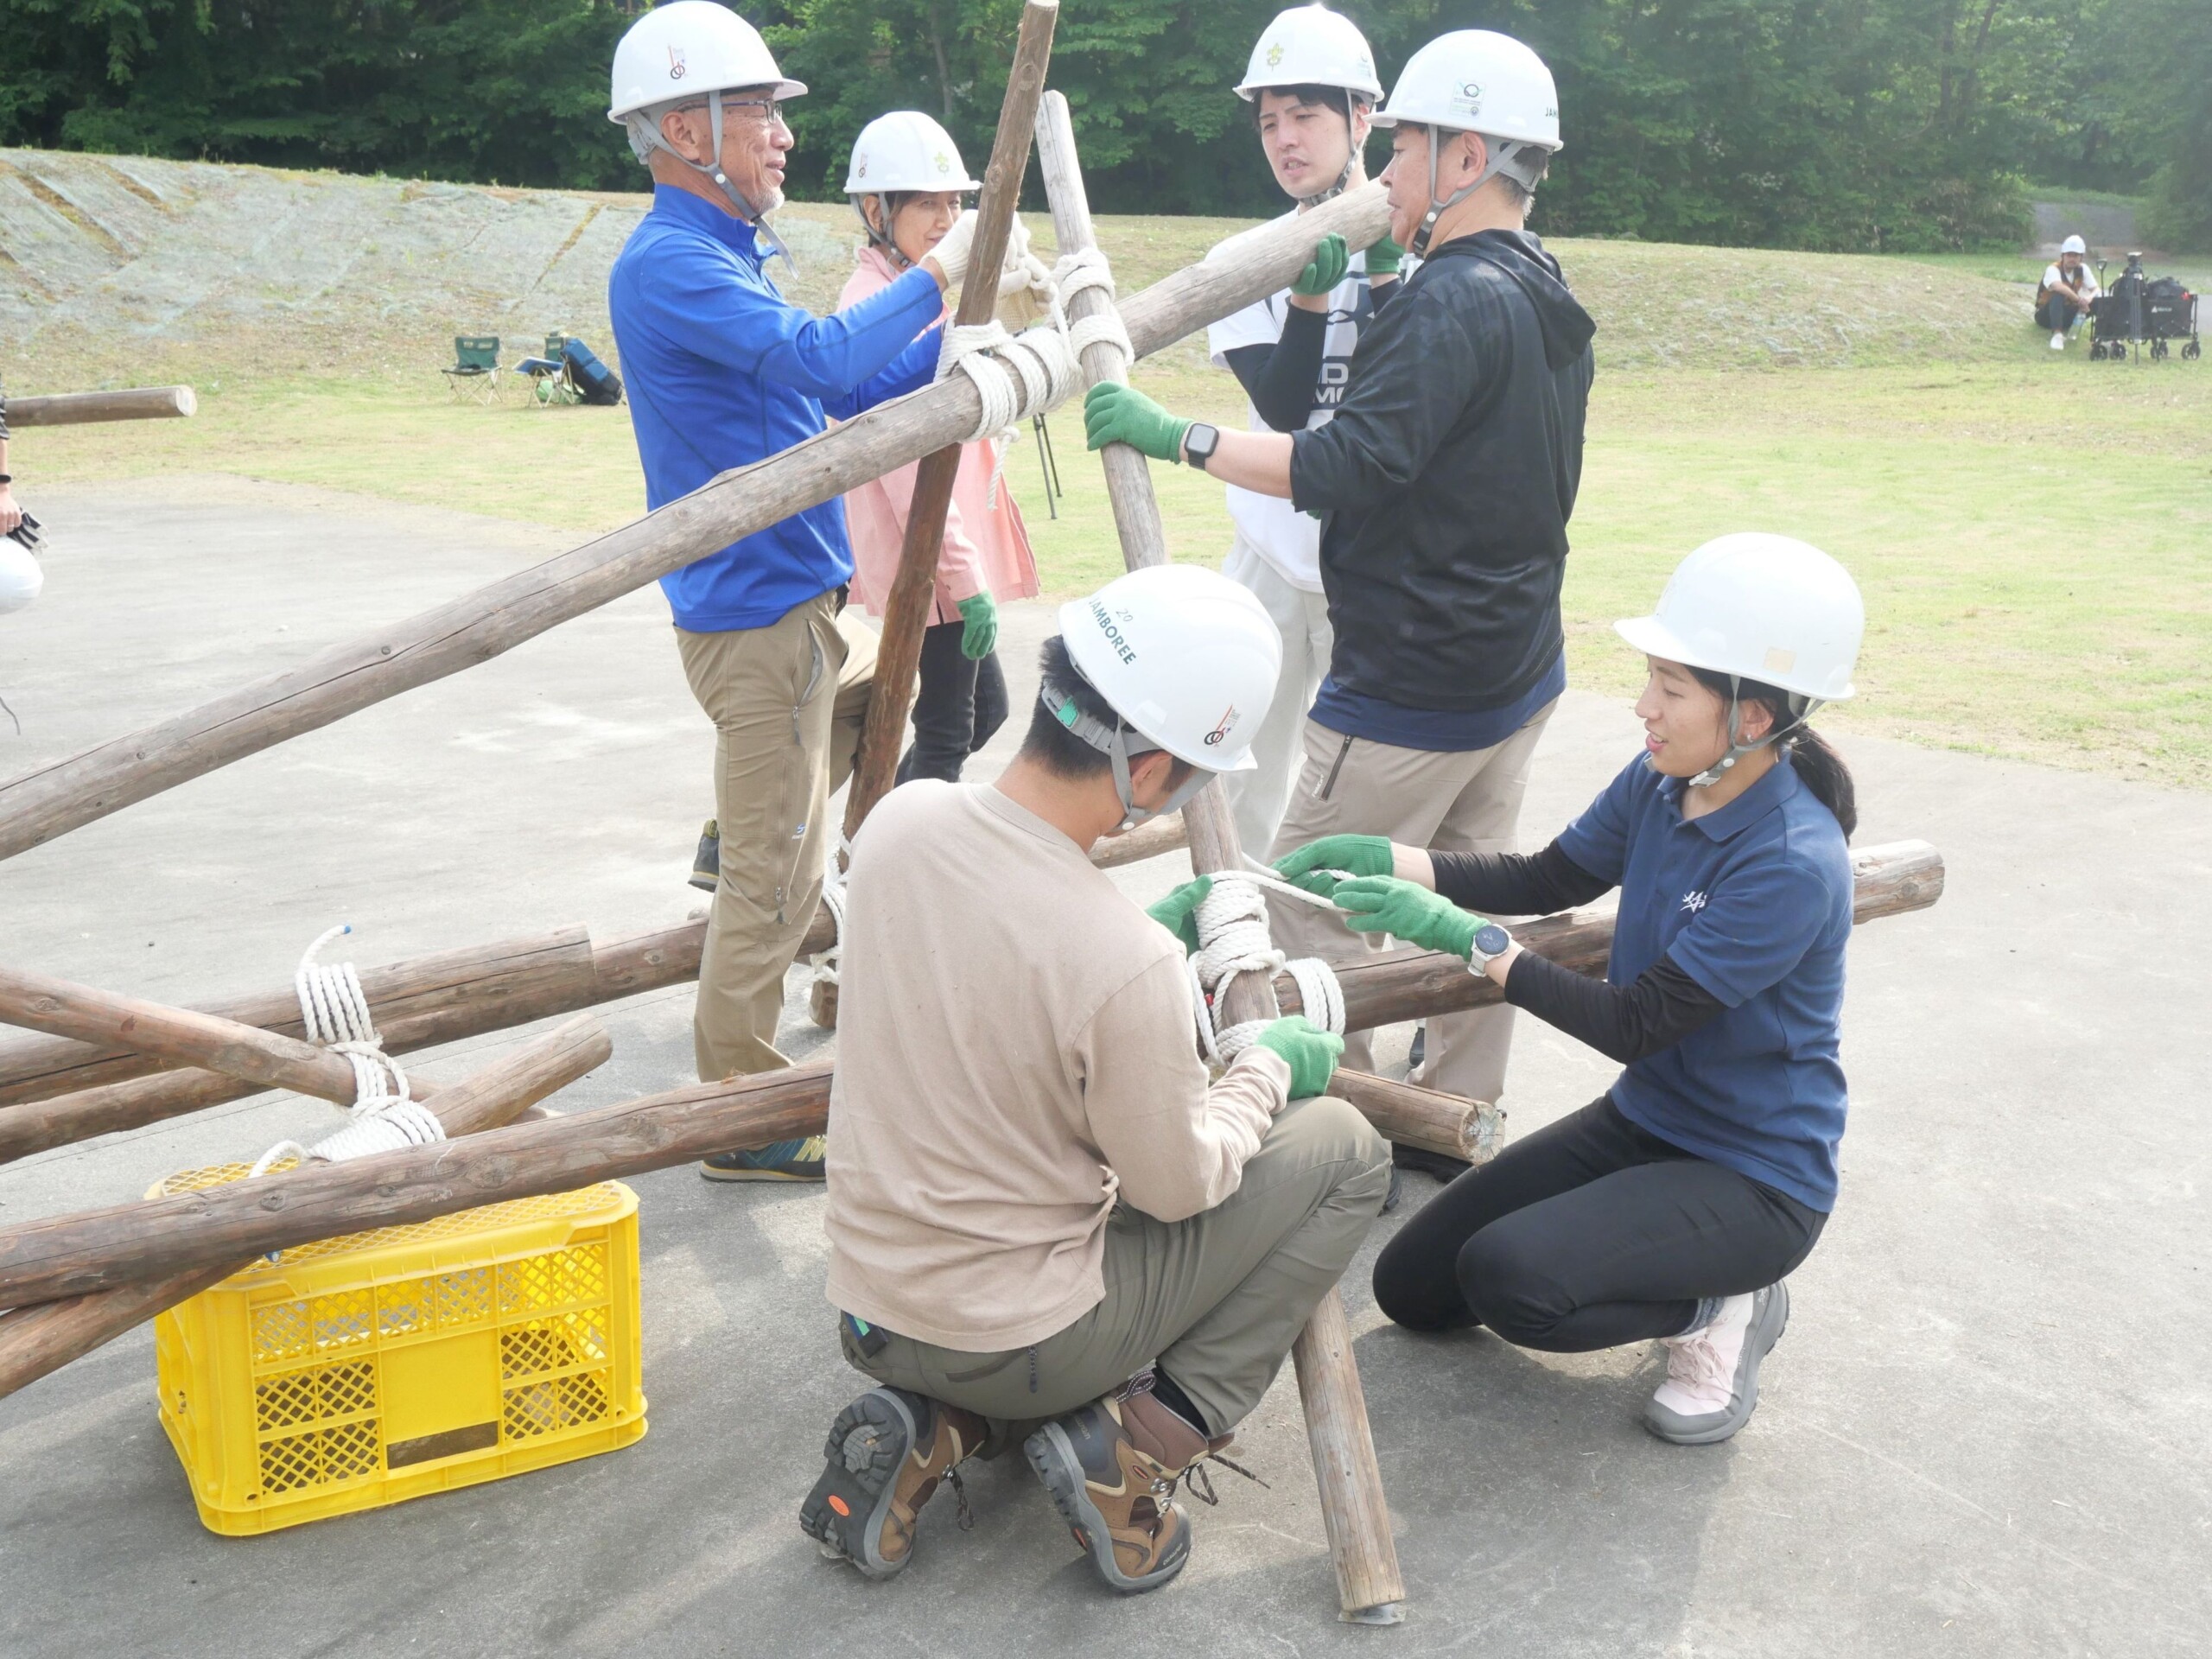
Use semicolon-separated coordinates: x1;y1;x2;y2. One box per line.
996;217;1046;299
926;209;977;291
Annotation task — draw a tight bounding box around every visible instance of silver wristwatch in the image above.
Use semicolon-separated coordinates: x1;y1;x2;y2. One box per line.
1467;921;1513;974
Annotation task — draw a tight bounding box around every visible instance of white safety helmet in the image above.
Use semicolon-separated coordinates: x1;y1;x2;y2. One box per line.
1236;5;1385;102
2060;233;2088;256
1616;532;1864;784
844;111;978;260
0;541;42;615
609;3;804;236
1051;565;1284;827
1374;29;1561;256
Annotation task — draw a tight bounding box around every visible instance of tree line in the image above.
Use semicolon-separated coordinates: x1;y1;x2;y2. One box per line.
3;0;2206;251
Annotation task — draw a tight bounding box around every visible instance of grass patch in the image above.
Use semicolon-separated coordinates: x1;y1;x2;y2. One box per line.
12;194;2211;789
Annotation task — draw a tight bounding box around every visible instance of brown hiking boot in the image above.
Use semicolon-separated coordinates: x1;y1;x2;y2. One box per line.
1022;1386;1212;1593
800;1387;986;1580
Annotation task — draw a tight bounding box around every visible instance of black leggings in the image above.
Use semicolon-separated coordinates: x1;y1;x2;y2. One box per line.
1372;1095;1826;1351
896;620;1008;785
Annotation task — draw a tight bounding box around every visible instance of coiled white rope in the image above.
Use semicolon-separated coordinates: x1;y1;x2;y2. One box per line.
249;925;447;1178
1185;874;1345;1066
938;248;1135;506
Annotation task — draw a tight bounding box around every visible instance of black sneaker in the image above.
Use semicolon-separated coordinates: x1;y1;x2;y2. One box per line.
1392;1141;1472;1183
689;819;720;893
801;1388;986;1580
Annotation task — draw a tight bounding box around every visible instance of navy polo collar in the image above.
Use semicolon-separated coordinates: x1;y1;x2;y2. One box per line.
1657;753;1802;842
651;182;762;261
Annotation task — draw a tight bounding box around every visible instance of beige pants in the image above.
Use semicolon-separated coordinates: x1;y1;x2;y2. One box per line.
1219;536;1333;857
1266;700;1558;1107
842;1094;1391;1437
677;593;876;1082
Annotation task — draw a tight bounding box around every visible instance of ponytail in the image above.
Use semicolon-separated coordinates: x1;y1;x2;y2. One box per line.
1688;667;1859;839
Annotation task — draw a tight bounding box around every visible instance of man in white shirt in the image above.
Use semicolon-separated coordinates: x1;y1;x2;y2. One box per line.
2038;233;2101;349
1206;3;1402;855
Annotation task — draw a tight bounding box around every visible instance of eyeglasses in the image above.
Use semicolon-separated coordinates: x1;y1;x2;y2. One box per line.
676;95;786;129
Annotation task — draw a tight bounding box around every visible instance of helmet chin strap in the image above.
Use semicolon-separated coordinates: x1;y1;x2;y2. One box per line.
646;89;794;271
854;196;911;269
1041;674;1216;831
1408;126;1541;257
1686;677;1822;787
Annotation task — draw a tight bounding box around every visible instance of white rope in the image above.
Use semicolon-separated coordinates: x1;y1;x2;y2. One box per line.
1185;874;1346;1067
936;248;1135;506
248;925;446;1178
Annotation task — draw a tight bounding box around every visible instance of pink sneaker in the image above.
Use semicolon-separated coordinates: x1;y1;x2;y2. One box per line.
1643;1281;1789;1446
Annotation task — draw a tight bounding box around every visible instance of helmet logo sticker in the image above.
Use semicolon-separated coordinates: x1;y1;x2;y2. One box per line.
667;44;688;79
855;156;867;178
1088;599;1137;664
935;151;950;174
1764;646;1797;675
1203;705;1239;747
1266;41;1285;67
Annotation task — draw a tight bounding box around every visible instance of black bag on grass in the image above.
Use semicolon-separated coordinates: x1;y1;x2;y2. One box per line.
561;338;625;406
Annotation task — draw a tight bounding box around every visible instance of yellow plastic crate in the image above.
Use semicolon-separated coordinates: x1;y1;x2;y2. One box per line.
150;1165;645;1535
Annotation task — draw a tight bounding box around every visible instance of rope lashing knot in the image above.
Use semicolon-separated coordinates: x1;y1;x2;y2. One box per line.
249;925;446;1179
938;248;1135;505
1185;874;1345;1066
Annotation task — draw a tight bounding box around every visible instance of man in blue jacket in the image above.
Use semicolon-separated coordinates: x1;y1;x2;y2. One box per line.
607;2;995;1179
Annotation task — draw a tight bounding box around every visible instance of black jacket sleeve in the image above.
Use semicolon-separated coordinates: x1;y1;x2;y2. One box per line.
1429;841;1611;917
1221;305;1328;434
1503;950;1727;1064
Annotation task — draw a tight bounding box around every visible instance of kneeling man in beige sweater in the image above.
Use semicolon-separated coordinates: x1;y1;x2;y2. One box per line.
803;565;1392;1594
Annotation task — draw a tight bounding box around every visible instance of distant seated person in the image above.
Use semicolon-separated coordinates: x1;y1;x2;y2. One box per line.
2037;234;2101;349
804;565;1390;1595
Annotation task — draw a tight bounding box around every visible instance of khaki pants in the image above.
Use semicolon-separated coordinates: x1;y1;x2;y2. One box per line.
1219;536;1332;857
1266;700;1557;1107
677;592;876;1082
842;1095;1391;1438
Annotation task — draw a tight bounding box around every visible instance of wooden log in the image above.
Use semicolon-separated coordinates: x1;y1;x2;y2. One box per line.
0;191;1386;866
841;0;1058;847
1034;89;1407;1625
0;925;596;1106
0;821;1187;1161
0;1014;609;1400
1329;1069;1496;1166
0;963;419;1107
8;386;197;428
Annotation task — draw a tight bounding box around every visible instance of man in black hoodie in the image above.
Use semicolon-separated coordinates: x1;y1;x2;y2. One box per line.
1084;29;1595;1134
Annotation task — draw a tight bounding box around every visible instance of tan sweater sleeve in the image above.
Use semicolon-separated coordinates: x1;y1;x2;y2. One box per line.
1078;951;1289;1224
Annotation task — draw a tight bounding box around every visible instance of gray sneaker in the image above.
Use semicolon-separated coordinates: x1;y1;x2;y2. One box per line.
1643;1281;1789;1446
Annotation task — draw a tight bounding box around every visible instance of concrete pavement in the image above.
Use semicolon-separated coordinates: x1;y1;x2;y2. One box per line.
0;478;2203;1656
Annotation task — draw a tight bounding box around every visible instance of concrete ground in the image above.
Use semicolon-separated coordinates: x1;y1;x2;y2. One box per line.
0;478;2204;1657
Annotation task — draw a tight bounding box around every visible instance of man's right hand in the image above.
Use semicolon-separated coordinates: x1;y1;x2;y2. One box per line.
1145;875;1213;956
1273;833;1395;897
0;488;20;537
1255;1015;1344;1099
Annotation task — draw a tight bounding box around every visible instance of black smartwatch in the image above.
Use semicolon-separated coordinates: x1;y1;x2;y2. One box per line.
1183;423;1221;472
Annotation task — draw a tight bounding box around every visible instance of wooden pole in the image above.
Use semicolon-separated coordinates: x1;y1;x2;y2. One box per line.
1033;90;1407;1624
0;838;1942;1164
8;386;197;428
0;819;1191;1159
841;0;1058;846
0;1014;610;1400
0;192;1382;867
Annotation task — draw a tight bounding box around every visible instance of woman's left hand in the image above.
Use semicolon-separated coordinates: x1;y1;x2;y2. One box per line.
1332;875;1481;959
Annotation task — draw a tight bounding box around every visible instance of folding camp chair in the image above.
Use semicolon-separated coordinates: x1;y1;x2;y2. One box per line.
514;332;583;408
442;336;504;404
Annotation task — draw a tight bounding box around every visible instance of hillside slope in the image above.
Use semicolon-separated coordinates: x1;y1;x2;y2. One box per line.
4;148;2038;388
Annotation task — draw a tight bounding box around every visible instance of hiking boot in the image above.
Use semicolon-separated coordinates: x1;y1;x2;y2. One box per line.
801;1387;986;1580
700;1135;827;1182
690;819;720;892
1643;1281;1790;1446
1024;1387;1210;1593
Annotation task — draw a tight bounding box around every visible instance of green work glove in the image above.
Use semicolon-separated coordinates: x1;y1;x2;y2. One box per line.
1292;232;1351;296
1084;380;1192;464
1272;833;1395;898
1364;232;1405;279
956;589;998;660
1255;1015;1344;1099
1332;875;1481;959
1145;875;1212;956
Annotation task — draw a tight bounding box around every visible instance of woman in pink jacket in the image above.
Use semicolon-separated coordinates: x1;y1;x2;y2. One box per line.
842;111;1040;785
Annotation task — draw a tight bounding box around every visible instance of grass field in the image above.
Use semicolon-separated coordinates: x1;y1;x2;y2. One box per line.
11;192;2211;788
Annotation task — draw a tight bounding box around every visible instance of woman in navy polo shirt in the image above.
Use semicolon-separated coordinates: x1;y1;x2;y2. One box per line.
1275;533;1865;1445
